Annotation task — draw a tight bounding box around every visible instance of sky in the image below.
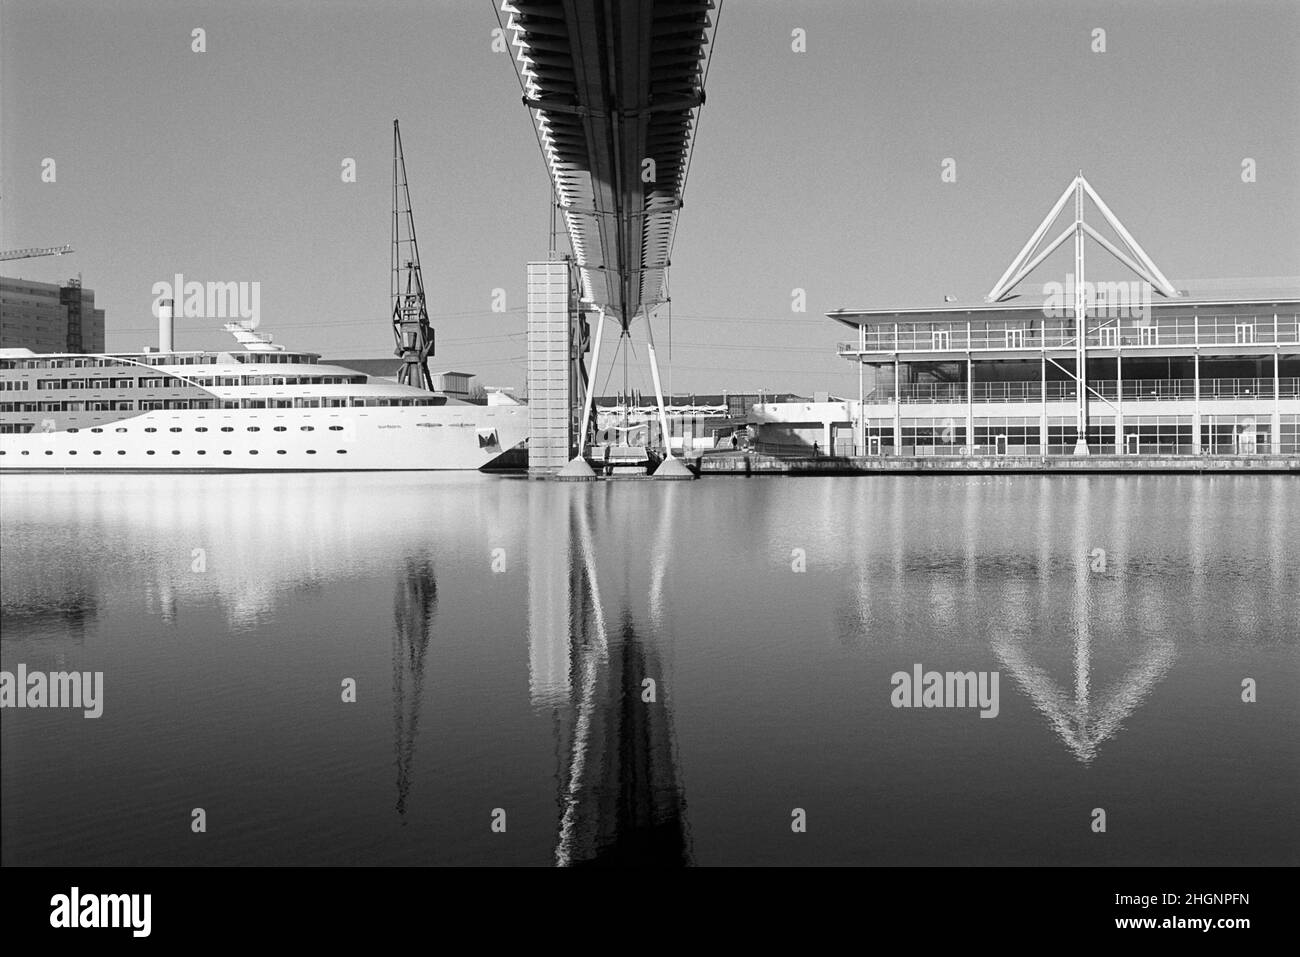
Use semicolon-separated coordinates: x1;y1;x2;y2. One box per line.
3;0;1297;397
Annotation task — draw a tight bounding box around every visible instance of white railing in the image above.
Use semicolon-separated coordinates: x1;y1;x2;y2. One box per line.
837;313;1300;354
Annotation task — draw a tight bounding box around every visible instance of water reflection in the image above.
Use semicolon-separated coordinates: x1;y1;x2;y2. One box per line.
2;473;1294;866
532;487;691;867
825;475;1300;763
992;632;1177;764
393;554;437;817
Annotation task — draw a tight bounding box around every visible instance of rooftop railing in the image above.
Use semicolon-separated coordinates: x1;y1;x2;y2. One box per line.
837;313;1300;354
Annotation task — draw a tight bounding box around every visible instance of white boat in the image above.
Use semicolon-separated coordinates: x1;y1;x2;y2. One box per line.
0;324;528;472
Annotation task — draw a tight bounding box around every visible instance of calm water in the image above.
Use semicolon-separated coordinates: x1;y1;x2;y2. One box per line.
1;472;1296;866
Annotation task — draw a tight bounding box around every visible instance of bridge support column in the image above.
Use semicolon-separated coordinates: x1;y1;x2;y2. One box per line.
643;308;674;458
577;306;607;456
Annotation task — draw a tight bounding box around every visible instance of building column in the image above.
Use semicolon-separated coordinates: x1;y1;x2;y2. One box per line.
1040;352;1048;454
1192;351;1201;454
858;356;865;456
893;358;902;456
1273;350;1282;455
966;356;975;454
1116;350;1124;453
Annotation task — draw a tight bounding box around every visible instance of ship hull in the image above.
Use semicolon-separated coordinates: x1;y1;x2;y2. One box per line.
0;405;529;472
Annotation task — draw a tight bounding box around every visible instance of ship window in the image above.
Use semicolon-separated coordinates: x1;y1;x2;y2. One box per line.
197;450;206;455
223;450;232;455
169;427;182;433
145;427;157;433
91;427;104;433
171;450;181;455
273;426;287;432
45;450;54;455
146;450;155;455
336;449;347;454
116;428;127;433
300;426;314;431
329;425;344;431
117;450;125;455
93;450;102;455
221;426;234;432
68;428;79;433
68;450;77;455
306;450;316;454
21;450;29;455
249;450;258;454
196;427;208;432
247;426;260;432
276;450;286;454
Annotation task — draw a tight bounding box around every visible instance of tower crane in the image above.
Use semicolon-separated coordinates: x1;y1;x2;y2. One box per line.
0;244;74;261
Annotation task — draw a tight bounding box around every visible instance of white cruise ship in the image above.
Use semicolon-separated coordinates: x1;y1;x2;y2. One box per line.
0;323;528;471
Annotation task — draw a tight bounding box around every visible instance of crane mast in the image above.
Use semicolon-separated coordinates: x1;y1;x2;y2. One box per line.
390;120;435;390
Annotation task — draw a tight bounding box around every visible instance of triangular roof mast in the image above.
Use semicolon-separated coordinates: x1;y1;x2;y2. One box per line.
984;173;1179;303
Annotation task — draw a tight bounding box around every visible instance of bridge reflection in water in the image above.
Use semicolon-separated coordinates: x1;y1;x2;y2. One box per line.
529;486;691;866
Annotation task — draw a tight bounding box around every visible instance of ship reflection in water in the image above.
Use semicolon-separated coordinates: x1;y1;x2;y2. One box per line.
1;474;1296;866
528;485;690;866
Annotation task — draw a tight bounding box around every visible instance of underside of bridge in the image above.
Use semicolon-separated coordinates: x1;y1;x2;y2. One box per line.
505;0;715;328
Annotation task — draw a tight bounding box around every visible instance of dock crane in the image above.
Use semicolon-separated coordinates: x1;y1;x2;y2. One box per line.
391;121;435;390
0;244;74;261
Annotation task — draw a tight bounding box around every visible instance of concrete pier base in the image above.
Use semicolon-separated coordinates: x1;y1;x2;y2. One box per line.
653;456;697;480
554;456;598;482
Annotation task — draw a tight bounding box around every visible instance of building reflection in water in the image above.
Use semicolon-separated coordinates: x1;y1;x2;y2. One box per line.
529;485;691;866
392;553;438;818
994;478;1178;764
834;477;1196;764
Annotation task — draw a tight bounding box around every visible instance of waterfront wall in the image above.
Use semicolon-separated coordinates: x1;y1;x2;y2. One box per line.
696;452;1300;475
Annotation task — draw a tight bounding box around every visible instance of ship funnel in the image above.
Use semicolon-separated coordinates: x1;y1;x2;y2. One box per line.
159;299;174;353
